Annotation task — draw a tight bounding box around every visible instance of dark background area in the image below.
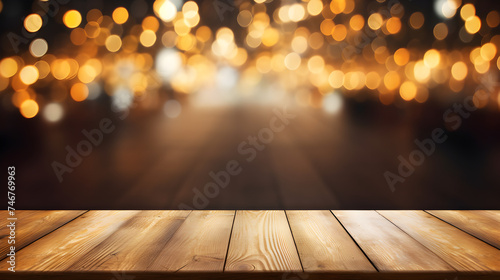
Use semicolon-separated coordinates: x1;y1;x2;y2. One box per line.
1;0;500;209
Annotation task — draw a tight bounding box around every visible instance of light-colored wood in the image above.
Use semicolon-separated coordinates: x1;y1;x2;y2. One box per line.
0;211;86;259
379;210;500;271
225;211;302;272
0;211;139;271
427;210;500;250
333;211;453;271
66;211;191;271
286;210;375;272
148;211;234;271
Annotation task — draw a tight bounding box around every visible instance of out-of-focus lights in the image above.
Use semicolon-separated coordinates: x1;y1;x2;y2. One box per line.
386;17;401;34
105;35;122;52
307;0;323;16
330;0;346;14
394;48;410;66
70;83;89;102
158;0;177;22
156;48;182;80
87;9;103;23
63;10;82;28
140;30;157;47
20;99;39;118
308;55;325;74
216;66;238;89
19;65;39;85
399;81;417;101
284;52;301;70
423;49;441;68
328;70;344;88
433;23;448;40
51;59;71;80
288;3;306;22
414;60;431;82
322;92;343;114
384;71;400;91
29;38;48;57
237;10;253;27
262;28;279;47
43;103;64;122
451;61;468;81
368;13;383;30
35;60;50;79
112;7;129;24
0;58;18;78
480;43;497;61
350;14;364;31
332;24;347;41
292;36;308;53
365;72;381;90
465;16;481;34
487;11;500;28
24;14;42;32
409;12;424;29
182;1;198;17
142;16;160;32
460;4;475;21
435;0;458;19
163;100;182;118
78;64;97;83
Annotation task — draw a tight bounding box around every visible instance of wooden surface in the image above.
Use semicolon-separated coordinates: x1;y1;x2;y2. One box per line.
1;210;500;279
225;211;302;272
379;210;500;271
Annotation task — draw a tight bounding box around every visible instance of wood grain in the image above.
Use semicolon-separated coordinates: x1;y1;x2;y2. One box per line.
286;210;375;272
67;211;191;271
0;211;139;271
148;211;234;271
426;210;500;249
333;210;453;271
379;210;500;271
225;211;302;272
0;211;86;259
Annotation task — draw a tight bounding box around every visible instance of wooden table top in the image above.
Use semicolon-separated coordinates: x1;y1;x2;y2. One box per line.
1;210;499;279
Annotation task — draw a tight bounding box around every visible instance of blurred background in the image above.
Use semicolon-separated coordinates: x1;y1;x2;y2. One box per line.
1;0;500;209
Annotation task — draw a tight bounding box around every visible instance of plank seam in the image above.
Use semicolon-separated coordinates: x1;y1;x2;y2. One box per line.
329;210;380;272
145;210;194;271
0;210;89;262
375;210;458;272
222;210;236;272
424;210;500;251
284;211;305;273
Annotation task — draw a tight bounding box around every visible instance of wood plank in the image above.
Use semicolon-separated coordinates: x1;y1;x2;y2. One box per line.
427;210;500;249
4;271;500;280
148;211;234;271
0;211;140;271
333;211;453;271
225;211;302;272
379;210;500;271
0;211;86;259
66;211;191;271
286;210;375;272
